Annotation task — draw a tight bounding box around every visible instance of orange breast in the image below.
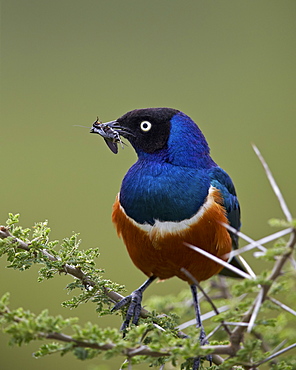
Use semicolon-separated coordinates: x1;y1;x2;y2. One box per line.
112;187;232;284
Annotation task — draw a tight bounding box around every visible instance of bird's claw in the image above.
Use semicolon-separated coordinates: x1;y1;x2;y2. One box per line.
192;329;212;369
192;354;212;370
193;357;200;370
112;289;143;331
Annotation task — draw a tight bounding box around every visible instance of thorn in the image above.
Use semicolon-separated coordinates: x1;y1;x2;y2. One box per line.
184;243;253;280
252;144;293;222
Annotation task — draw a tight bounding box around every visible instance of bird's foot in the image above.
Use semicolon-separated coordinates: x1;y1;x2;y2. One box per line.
192;357;201;370
112;276;156;332
191;329;212;369
112;289;143;331
192;355;212;370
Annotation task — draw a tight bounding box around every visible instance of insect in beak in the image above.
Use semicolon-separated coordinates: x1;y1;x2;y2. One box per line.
90;117;126;154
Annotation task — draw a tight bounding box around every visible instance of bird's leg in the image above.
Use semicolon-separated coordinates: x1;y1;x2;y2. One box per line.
190;284;212;370
112;275;157;331
191;284;207;344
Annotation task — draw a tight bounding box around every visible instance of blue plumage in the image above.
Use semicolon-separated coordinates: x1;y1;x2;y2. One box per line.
120;161;211;224
209;167;241;247
167;112;215;168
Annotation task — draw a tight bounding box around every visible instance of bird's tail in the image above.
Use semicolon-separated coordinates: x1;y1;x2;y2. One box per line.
219;255;249;278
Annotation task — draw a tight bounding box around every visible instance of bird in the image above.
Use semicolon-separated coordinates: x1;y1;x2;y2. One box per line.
90;108;243;368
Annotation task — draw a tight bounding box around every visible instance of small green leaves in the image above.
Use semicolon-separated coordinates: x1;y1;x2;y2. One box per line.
6;213;21;227
269;218;296;229
1;213;296;369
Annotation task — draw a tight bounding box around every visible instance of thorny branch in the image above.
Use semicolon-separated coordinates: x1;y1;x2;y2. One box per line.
228;230;296;352
0;224;225;365
226;146;296;360
1;146;296;367
1;220;296;364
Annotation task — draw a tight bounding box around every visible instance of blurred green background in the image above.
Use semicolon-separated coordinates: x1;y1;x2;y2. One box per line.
1;1;296;369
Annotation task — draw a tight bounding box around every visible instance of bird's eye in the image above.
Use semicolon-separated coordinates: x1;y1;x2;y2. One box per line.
140;121;152;132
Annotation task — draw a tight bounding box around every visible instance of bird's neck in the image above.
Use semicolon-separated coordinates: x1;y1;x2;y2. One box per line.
166;112;215;168
135;146;215;169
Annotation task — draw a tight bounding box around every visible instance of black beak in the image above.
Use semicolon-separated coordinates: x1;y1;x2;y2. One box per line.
90;119;125;154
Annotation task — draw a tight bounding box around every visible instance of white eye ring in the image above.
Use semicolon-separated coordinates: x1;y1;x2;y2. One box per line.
140;121;152;132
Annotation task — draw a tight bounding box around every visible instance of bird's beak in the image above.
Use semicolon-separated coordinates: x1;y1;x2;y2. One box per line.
90;118;125;154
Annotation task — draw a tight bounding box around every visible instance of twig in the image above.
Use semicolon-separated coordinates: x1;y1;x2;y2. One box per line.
210;276;232;299
270;339;288;355
247;288;263;333
220;222;267;254
263;231;296;295
267;296;296;317
224;322;249;327
204;323;223;340
0;226;30;250
43;333;171;358
252;144;293;223
185;242;253;279
229;228;293;257
254;342;296;366
177;303;230;330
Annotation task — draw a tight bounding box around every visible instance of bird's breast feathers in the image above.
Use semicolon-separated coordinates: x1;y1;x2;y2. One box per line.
112;186;232;283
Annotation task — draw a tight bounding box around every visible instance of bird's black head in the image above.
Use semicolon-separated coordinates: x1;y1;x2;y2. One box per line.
90;108;179;154
117;108;179;153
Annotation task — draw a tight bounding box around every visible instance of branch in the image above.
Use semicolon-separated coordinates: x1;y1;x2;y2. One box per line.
0;302;170;359
0;226;127;306
43;332;171;358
